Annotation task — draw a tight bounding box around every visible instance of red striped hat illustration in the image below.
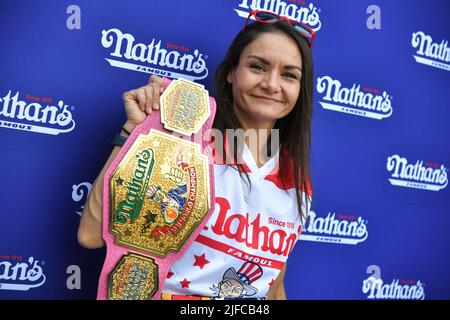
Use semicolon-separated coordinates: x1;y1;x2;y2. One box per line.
223;262;263;296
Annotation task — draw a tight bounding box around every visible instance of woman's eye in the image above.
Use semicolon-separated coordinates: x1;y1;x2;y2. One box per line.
250;64;265;71
284;72;299;80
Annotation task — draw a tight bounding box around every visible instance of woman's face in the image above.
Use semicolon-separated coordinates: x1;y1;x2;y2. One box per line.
227;31;303;130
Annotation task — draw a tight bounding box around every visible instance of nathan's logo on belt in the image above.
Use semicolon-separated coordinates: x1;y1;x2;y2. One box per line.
114;148;155;224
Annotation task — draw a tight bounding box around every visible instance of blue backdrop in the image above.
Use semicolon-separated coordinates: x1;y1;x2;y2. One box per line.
1;0;449;300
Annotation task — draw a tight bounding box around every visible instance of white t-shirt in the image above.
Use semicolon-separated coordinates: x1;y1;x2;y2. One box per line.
162;144;312;299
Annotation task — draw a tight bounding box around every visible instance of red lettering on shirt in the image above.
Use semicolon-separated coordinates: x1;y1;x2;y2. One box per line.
210;197;299;257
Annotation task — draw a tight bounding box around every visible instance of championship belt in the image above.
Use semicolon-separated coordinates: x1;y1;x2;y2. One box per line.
97;78;216;300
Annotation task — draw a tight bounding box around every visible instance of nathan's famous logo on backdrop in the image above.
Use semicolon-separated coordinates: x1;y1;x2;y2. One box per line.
0;91;76;135
101;28;209;81
387;154;448;191
411;31;450;71
72;182;92;216
0;255;46;291
362;265;425;300
316;76;393;120
300;209;368;245
233;0;322;32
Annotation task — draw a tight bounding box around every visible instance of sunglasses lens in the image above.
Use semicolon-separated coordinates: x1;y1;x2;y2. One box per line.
293;25;312;38
254;11;277;22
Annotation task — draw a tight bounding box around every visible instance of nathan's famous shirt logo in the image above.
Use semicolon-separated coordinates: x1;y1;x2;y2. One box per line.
210;197;300;258
114;148;155;224
387;154;448;191
0;255;46;291
411;31;450;71
0;91;76;135
233;0;322;32
300;210;368;245
316;76;393;120
101;28;209;80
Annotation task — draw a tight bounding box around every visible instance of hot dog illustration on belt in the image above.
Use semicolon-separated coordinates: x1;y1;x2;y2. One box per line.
146;167;187;224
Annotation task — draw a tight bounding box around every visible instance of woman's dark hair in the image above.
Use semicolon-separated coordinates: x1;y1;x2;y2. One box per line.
213;21;313;223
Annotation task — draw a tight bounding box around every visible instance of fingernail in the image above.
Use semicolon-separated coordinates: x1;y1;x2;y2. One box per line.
155;103;159;109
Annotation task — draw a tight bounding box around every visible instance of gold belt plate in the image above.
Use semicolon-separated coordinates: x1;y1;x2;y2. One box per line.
160;78;210;136
108;252;158;300
109;130;210;257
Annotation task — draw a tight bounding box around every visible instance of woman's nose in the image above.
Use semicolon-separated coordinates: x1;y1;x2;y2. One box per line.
260;71;281;93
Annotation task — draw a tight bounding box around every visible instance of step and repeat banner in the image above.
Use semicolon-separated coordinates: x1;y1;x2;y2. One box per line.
0;0;449;299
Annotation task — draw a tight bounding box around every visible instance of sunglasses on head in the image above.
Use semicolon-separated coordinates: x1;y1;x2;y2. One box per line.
243;10;316;48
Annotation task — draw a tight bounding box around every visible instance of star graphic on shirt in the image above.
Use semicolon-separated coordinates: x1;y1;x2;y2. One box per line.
193;253;210;270
180;278;190;288
166;272;174;279
268;278;275;287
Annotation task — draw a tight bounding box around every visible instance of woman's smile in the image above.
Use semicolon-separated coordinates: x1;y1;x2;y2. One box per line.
249;94;284;103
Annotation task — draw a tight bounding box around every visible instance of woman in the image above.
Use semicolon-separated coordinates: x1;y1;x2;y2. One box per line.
78;10;314;300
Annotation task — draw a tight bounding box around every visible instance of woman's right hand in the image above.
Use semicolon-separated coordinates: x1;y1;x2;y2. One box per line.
122;75;165;131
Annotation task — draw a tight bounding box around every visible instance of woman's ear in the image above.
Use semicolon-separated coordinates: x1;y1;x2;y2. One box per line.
226;70;233;84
